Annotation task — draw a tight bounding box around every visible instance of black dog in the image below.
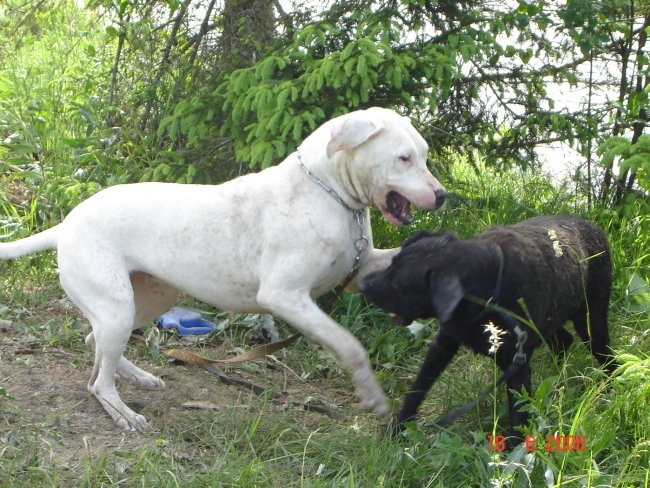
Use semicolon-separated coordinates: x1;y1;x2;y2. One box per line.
359;215;616;445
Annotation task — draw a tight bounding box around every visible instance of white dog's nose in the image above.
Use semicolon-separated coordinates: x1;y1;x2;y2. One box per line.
434;188;447;209
417;184;447;211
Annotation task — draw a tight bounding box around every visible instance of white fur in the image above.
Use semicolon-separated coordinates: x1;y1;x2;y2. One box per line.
0;107;445;431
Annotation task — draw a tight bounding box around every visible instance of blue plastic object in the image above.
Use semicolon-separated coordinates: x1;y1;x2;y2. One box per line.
155;307;216;336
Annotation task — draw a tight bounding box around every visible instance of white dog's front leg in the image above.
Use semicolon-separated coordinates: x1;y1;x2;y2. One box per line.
257;288;389;416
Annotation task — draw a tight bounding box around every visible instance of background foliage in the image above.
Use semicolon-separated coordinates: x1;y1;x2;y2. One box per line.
1;0;648;200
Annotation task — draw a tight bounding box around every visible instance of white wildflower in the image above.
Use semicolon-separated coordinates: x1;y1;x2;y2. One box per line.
490;479;512;488
548;228;563;257
349;416;361;432
483;321;507;355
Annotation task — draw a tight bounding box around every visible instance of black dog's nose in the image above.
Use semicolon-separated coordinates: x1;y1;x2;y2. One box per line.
357;271;376;292
434;188;447;209
358;275;368;292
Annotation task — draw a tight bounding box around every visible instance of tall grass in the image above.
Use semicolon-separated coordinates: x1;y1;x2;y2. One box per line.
1;157;648;486
360;158;650;487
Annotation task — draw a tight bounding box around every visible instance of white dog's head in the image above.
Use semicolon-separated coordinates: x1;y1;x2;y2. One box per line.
300;107;446;226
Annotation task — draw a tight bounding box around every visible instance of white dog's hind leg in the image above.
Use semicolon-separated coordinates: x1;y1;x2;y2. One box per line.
60;257;150;432
116;355;164;391
85;272;177;390
257;288;390;416
85;305;149;432
120;272;178;389
85;332;164;391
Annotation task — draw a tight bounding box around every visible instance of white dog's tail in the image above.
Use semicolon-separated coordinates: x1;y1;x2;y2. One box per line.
0;225;60;259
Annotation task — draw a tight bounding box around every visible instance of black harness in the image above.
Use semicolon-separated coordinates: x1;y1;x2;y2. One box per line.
430;243;529;428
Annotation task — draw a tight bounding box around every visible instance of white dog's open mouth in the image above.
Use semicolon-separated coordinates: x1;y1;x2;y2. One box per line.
381;191;413;226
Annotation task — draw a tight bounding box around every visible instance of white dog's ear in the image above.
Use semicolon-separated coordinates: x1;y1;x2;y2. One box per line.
431;274;464;323
326;116;383;158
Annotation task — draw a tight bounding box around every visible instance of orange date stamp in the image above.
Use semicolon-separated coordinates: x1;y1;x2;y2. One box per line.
487;434;587;452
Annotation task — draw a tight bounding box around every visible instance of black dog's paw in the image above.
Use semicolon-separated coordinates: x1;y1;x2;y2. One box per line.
385;416;405;438
384;416;428;443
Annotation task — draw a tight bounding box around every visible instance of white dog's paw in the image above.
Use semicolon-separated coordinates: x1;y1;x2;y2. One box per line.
95;394;151;433
117;358;166;390
126;373;166;391
116;412;150;433
353;371;390;417
360;393;390;418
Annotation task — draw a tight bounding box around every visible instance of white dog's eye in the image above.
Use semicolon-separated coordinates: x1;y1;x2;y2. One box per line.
398;155;410;163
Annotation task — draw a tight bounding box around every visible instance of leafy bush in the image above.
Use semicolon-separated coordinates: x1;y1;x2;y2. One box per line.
598;134;650;195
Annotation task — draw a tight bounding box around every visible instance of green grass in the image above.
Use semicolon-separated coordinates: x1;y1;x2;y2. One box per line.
3;383;647;488
1;160;649;487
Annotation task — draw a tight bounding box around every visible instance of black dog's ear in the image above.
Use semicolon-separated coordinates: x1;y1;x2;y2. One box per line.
403;230;459;249
431;274;464;323
402;230;436;248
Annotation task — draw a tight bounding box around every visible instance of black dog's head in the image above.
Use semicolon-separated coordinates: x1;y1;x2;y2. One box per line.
359;231;467;324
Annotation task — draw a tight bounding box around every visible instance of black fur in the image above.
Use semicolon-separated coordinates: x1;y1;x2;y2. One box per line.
359;216;616;447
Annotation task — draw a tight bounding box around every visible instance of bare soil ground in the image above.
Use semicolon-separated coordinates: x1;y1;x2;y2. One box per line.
0;303;360;472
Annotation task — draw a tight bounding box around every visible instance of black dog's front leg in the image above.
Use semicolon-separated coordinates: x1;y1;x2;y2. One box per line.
504;362;532;449
390;332;460;434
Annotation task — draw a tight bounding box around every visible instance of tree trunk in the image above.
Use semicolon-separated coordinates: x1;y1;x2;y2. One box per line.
220;0;276;71
612;11;650;205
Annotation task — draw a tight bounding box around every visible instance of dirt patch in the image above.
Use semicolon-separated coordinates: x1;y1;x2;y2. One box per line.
0;321;360;470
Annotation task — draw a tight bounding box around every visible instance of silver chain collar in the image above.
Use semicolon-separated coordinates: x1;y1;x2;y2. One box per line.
297;152;369;277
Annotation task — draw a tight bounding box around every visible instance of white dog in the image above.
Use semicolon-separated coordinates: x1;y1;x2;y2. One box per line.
0;107;446;432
